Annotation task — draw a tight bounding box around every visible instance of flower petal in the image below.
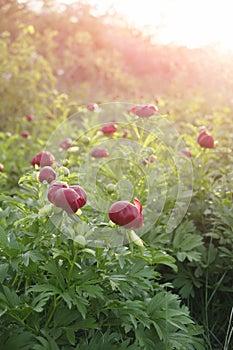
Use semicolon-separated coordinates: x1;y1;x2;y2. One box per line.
133;197;142;213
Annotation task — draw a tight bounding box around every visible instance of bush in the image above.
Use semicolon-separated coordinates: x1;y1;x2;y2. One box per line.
0;172;204;349
0;25;55;131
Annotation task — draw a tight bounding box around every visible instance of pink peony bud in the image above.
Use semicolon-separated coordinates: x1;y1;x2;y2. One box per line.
129;104;158;118
59;138;73;150
109;198;144;229
100;123;117;134
47;181;69;204
69;185;87;208
53;188;80;214
31;151;55;167
25;114;34;122
181;149;192;158
86;103;98;111
197;130;214;149
39;166;56;183
21;131;30;138
91;147;109;158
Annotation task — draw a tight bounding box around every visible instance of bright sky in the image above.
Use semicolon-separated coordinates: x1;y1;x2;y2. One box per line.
67;0;233;53
27;0;233;53
83;0;233;51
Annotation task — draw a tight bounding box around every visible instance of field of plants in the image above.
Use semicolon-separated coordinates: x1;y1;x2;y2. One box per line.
0;1;233;349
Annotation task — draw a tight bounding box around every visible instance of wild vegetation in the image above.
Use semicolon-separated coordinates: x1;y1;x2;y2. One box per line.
0;1;233;349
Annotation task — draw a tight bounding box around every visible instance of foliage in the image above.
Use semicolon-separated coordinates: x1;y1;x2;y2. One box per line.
0;25;55;130
144;111;233;349
0;1;233;349
0;172;204;349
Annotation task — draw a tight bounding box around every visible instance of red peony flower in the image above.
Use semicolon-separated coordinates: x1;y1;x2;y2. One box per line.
21;131;30;138
59;138;73;150
86;103;98;111
31;151;55;167
91;147;109;158
142;159;147;166
48;182;87;214
149;155;155;163
46;115;54;120
69;185;87;208
47;181;69;203
109;198;144;229
122;129;129;138
25;114;34;122
197;130;214;149
129;104;158;118
181;149;192;158
53;188;81;214
100;123;117;134
142;155;155;166
39;166;56;183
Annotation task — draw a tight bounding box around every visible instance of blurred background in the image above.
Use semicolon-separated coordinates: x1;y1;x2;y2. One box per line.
1;0;233;106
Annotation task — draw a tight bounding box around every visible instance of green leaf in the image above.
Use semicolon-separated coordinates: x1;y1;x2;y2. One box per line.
66;328;75;346
0;263;8;283
73;294;88;319
1;330;35;350
2;285;20;308
0;226;8;247
0;307;7;317
54;306;80;327
21;250;44;267
28;284;60;295
148;249;177;271
33;336;49;350
180;235;203;251
31;291;53;312
61;291;73;309
40;261;66;290
177;250;201;262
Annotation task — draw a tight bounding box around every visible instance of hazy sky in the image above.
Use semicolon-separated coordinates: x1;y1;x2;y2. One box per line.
28;0;233;52
85;0;233;51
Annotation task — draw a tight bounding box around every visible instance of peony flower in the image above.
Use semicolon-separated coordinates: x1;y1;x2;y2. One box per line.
53;188;81;214
181;149;192;158
129;104;158;118
69;185;87;208
46;115;54;120
100;123;117;134
59;138;73;150
48;182;87;214
39;166;56;183
47;181;68;203
197;130;214;149
142;155;155;166
25;114;34;122
86;103;98;111
31;151;55;167
21;131;30;138
149;155;155;163
122;129;129;138
91;147;109;158
109;198;144;229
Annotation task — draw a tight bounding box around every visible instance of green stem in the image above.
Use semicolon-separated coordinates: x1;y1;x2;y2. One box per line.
67;249;78;285
9;312;34;331
11;272;19;288
45;295;61;328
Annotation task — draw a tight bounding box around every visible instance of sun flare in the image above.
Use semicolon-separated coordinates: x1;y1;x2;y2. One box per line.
73;0;233;53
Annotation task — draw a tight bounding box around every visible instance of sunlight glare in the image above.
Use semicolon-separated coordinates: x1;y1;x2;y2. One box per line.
80;0;233;53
